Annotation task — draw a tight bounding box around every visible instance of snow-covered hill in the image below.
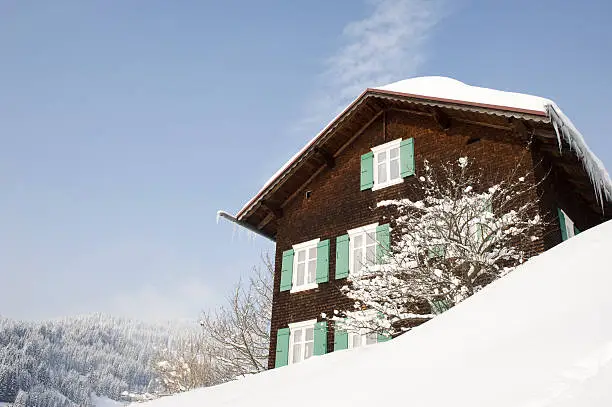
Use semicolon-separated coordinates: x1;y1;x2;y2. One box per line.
137;220;612;407
0;314;197;406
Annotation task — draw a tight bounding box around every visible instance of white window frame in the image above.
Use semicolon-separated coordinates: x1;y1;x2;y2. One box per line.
348;330;379;349
560;209;576;239
290;238;320;293
348;223;379;275
288;319;317;364
372;138;403;191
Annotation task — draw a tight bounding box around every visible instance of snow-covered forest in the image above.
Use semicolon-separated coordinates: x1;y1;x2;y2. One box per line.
0;314;197;406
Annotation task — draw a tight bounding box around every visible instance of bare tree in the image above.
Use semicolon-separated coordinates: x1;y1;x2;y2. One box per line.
335;156;545;337
200;254;273;383
152;332;215;394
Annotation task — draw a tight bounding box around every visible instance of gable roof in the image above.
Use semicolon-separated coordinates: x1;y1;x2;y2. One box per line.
227;77;612;240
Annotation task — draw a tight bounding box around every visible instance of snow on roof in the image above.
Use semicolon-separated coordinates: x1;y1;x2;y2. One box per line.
236;77;611;218
375;76;552;113
137;220;612;407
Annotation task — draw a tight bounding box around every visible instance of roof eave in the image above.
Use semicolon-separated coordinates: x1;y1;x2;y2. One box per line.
236;90;550;222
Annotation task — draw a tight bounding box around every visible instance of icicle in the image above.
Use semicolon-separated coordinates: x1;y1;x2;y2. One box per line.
545;104;612;207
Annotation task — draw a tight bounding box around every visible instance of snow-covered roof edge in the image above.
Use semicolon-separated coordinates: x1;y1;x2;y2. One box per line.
546;103;612;205
233;77;612;220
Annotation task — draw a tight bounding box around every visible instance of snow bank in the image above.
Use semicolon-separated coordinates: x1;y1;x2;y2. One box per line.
137;220;612;407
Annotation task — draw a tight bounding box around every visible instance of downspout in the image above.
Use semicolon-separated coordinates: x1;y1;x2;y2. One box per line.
216;210;276;242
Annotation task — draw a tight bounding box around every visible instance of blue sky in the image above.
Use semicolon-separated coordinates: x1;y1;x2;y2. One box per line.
1;0;610;321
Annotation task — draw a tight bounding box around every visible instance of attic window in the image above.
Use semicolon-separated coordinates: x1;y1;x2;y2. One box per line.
372;139;403;191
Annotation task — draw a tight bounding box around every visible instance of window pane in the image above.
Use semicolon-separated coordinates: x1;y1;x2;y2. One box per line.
292;344;302;363
296;263;305;285
307;260;316;283
378;151;387;162
353;235;363;248
366;245;376;266
305;327;314;341
390;159;400;180
293;329;302;343
366;333;378;345
308;247;317;260
352;334;362;348
304;343;313;359
366;233;375;246
378;163;387;183
353;248;363;272
297;250;305;262
390;147;399;159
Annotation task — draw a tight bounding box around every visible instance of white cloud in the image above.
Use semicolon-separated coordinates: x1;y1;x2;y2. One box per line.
303;0;445;129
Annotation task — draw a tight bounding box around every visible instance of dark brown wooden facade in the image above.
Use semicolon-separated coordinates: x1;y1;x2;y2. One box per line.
232;90;612;369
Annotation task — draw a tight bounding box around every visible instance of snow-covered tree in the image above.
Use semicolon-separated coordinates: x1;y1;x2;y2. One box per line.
152;332;215;394
200;254;272;383
336;157;544;337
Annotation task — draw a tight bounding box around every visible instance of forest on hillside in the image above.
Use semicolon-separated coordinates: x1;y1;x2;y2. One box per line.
0;314;196;407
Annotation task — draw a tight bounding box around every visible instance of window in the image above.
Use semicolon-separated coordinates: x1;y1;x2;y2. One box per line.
372;139;403;190
290;238;320;293
288;319;316;364
348;223;378;275
349;331;378;349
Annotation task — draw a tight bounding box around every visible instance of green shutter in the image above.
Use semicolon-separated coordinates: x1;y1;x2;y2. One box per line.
280;249;294;292
314;321;328;356
574;225;580;235
376;224;390;264
333;323;348;351
557;208;568;241
377;332;391;343
360;152;374;191
400;138;415;178
316;239;330;283
275;328;290;368
335;234;350;279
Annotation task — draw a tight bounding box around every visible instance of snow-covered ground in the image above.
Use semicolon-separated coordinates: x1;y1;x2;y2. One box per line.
136;219;612;407
92;395;127;407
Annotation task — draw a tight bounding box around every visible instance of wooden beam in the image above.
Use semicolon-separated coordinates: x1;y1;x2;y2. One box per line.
533;129;557;140
431;108;451;131
257;212;275;230
335;110;384;158
387;107;432;117
261;200;283;219
509;118;529;137
453;118;513;131
314;146;335;168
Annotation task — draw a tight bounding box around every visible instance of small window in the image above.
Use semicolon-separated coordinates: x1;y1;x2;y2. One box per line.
349;331;378;349
372;139;403;191
291;238;319;293
288;319;316;364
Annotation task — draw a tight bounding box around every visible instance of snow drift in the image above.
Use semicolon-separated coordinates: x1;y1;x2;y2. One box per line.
137;220;612;407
